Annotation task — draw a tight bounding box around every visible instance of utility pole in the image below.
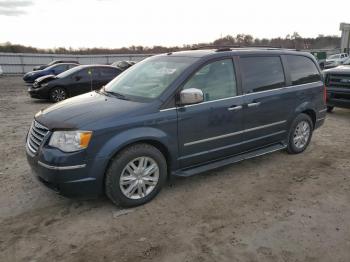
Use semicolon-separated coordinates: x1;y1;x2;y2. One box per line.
340;23;350;53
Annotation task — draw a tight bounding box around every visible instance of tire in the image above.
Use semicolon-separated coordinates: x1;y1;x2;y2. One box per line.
105;143;167;207
286;113;313;154
327;106;334;113
49;87;67;102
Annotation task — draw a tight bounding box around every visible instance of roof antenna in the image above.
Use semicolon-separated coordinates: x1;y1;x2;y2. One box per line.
88;68;93;94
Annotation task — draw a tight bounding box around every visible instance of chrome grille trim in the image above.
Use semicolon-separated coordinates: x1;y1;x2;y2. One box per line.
26;120;49;154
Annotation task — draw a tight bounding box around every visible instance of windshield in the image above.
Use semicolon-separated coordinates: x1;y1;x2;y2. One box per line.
56;65;83;78
328;54;340;60
47;60;58;66
104;56;198;100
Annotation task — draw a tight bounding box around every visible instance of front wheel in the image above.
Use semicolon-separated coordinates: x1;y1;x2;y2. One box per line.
105;143;167;207
287;113;313;154
49;87;67;102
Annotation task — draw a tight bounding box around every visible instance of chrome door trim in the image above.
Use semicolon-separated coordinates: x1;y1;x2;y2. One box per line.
184;120;287;146
228;105;243;111
247;102;261;107
38;161;86;170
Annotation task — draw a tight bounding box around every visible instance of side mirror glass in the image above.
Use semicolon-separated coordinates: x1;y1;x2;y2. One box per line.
179;88;204;105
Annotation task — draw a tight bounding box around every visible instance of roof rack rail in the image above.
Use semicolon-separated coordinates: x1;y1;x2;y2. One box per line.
191;45;297;52
191;45;241;50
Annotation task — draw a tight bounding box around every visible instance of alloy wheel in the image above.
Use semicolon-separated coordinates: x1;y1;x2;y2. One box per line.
51;88;66;102
293;120;311;149
119;156;159;200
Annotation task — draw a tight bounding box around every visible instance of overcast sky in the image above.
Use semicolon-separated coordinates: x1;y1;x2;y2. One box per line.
0;0;349;49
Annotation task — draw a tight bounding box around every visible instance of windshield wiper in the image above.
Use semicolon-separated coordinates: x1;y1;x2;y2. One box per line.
101;86;129;100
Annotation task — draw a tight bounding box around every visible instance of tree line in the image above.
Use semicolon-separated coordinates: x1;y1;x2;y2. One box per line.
0;33;340;54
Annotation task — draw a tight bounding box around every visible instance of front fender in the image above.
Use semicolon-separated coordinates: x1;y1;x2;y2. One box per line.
92;126;178;168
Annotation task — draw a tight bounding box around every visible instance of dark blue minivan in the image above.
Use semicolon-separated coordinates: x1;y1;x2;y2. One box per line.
26;48;326;207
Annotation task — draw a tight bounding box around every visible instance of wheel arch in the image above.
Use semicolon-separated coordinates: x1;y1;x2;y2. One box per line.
294;102;316;128
95;127;177;183
301;109;316;128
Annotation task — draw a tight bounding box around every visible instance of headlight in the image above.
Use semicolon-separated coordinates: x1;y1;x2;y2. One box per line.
41;83;48;87
49;131;92;152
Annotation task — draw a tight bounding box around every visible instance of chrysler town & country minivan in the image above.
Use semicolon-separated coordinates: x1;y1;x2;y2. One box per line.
26;48;326;207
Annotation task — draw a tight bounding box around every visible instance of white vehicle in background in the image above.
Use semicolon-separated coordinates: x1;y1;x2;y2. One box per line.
324;53;349;69
0;65;3;77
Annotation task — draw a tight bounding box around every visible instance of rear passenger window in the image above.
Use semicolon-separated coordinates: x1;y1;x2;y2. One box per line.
240;56;285;93
183;59;237;101
285;55;321;85
100;68;119;77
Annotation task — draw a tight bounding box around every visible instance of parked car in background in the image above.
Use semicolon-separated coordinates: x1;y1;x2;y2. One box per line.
33;60;79;71
23;63;79;83
28;65;121;102
25;48;326;207
0;65;3;77
324;53;349;69
111;60;136;71
323;58;350;112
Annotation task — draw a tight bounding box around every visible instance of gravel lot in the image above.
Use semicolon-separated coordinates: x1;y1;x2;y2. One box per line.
0;76;350;262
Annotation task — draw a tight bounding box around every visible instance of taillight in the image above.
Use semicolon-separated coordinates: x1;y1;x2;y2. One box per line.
323;85;327;104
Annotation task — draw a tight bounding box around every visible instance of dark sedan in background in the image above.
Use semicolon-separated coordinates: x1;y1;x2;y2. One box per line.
23;63;79;83
33;59;79;71
28;65;122;102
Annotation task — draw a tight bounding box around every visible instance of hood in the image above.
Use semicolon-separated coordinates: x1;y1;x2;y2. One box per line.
35;74;56;83
25;69;44;77
35;91;151;130
33;65;45;71
323;65;350;74
326;59;338;62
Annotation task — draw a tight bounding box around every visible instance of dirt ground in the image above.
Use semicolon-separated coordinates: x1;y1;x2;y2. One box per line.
0;76;350;262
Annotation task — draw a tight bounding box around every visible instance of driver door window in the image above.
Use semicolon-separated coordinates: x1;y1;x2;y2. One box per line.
183;59;237;101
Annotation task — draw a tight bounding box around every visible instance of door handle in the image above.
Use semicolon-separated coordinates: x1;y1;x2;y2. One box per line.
228;105;243;111
247;102;261;108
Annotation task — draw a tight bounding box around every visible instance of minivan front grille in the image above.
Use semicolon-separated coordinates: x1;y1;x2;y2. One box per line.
27;120;49;154
326;74;350;89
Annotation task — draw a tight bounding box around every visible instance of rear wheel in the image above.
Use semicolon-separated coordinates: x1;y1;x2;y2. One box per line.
327;106;334;113
287;113;313;154
105;143;167;207
50;87;67;102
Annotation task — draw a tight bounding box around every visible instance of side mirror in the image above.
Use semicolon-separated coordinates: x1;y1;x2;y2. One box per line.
179;88;204;105
75;75;82;81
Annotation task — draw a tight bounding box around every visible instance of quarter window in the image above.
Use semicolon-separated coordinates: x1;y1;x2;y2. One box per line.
240;56;285;93
183;59;237;101
285;55;321;85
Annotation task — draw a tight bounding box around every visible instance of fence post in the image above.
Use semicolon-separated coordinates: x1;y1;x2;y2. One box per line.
19;54;25;74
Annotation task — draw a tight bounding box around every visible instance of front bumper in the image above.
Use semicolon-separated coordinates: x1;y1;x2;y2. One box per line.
26;142;107;198
27;86;49;99
327;87;350;109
